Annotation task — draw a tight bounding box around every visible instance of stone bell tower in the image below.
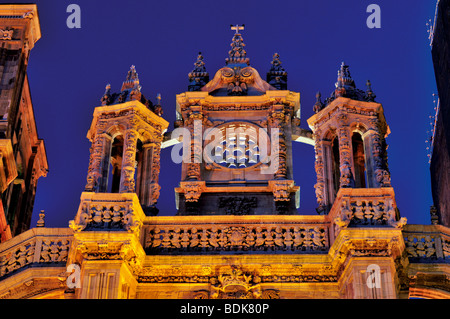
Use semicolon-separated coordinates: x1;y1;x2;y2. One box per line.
308;62;392;215
68;66;168;299
174;25;300;215
84;66;168;214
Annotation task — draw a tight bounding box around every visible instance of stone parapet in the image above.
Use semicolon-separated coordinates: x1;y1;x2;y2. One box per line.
143;214;329;255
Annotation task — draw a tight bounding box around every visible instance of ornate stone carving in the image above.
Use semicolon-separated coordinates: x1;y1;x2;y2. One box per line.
39;240;70;263
0;29;13;40
119;129;138;193
145;224;328;254
0;235;71;280
179;181;205;202
70;201;141;233
0;241;35;278
269;180;295;201
404;235;437;258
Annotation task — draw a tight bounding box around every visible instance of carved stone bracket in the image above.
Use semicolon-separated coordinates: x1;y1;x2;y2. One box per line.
268;180;297;201
179;181;206;202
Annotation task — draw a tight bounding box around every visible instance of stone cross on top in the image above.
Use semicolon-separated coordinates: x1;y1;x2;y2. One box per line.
230;24;245;34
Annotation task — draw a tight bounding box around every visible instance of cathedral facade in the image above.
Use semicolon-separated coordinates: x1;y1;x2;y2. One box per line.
0;4;448;299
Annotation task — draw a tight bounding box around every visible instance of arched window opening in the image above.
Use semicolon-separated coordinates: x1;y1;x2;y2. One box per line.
352;132;367;188
331;136;340;196
108;135;124;193
135;139;144;196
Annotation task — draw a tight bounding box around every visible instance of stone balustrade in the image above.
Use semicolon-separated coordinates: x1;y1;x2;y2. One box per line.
143;215;330;254
328;188;407;241
69;192;145;235
0;228;73;279
402;224;450;262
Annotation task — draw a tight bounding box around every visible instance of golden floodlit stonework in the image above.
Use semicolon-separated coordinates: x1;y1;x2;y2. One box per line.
0;7;448;300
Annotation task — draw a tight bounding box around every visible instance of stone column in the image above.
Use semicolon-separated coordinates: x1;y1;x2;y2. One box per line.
269;109;287;180
85;130;112;192
367;118;391;188
185;112;203;181
335;112;354;188
138;142;161;213
119;129;138;193
314;130;327;214
337;127;354;188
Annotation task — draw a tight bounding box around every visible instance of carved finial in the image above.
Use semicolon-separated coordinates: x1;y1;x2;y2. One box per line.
154;93;163;116
36;210;45;227
313;91;324;113
365;80;376;102
226;25;249;66
100;83;112;105
430;205;439;225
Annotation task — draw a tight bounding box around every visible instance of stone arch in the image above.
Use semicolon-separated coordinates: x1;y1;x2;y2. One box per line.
314;127;341;213
106;124;126;140
409;287;450;299
351;130;367;188
108;133;125;193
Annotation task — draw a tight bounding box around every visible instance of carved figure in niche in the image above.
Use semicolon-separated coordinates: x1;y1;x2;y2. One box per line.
405;236;418;257
209;226;220;248
424;236;436;258
312;227;324;248
293;227;304;247
255;227;264;247
172;228;181;248
274;227;283;247
190;227;199;248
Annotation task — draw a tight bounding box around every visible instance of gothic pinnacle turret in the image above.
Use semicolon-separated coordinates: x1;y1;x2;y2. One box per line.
188;52;209;91
267;52;287;90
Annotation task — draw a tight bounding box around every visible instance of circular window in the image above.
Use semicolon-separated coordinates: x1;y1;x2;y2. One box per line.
204;122;270;169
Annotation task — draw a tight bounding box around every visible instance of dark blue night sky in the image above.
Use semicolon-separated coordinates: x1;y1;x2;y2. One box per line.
13;0;437;227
